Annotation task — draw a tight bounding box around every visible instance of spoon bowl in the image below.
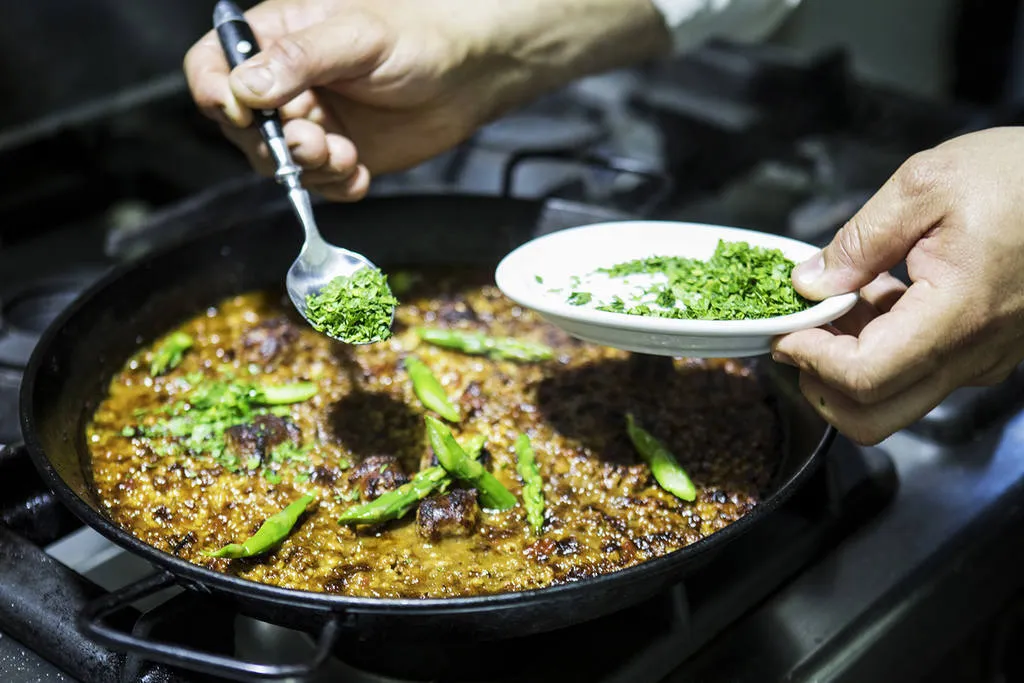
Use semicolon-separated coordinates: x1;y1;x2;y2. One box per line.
283;188;395;345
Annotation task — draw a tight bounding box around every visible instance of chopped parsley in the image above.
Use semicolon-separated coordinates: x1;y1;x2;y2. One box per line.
123;376;317;475
149;331;193;376
567;239;812;321
567;291;592;306
271;441;310;461
305;267;397;344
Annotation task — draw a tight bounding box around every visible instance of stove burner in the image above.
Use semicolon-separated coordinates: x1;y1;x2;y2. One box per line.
3;286;81;334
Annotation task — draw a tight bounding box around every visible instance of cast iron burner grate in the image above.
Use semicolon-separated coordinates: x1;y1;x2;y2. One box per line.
0;436;896;683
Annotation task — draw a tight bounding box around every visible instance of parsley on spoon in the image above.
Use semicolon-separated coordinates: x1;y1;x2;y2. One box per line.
213;1;396;344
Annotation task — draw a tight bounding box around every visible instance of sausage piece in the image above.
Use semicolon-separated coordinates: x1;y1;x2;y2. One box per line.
417;489;480;541
347;455;409;501
241;318;299;363
225;415;300;466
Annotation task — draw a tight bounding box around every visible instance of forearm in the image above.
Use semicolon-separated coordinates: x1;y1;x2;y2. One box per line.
461;0;800;122
494;0;674;86
460;0;672;120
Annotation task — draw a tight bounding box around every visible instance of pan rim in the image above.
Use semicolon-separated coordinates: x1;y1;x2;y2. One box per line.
18;193;834;616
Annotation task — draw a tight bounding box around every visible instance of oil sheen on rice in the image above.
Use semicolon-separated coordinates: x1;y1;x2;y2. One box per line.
85;268;781;598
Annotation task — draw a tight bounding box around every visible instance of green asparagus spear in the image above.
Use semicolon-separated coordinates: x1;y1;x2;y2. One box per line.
404;356;461;422
205;493;314;558
514;434;545;534
338;466;449;524
461;434;486;460
425;416;516;510
337;434;487;525
149;331;193;376
252;381;318;405
415;327;554;362
624;413;697;502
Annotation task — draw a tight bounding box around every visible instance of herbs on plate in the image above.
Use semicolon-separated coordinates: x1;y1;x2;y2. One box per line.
304;267;398;344
563;239;812;321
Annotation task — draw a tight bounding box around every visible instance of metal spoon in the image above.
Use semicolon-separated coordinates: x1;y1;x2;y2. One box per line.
213;0;394;343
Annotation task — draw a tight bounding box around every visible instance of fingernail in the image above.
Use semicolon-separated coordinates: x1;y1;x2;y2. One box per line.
792;251;825;288
236;65;274;96
771;351;795;366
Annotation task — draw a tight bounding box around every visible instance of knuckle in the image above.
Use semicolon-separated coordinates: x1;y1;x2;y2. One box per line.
973;374;1001;388
975;365;1014;387
337;12;390;69
992;367;1015;385
267;35;316;75
182;41;206;77
182;48;198;78
895;150;950;199
846;423;885;447
839;365;882;403
831;217;872;271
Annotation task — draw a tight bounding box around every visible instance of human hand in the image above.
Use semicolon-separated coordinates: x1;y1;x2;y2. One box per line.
183;0;671;201
771;127;1024;444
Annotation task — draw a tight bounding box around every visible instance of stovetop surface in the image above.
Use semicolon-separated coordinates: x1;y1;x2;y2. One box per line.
4;188;1024;683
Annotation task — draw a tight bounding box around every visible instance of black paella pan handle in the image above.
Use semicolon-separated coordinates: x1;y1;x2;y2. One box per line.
78;571;342;681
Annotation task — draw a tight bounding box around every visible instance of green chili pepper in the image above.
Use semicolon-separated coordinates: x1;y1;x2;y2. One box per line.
337;467;448;525
252;382;318;405
149;331;193;376
205;493;315;558
404;356;461;422
337;434;487;526
625;413;696;502
425;416;516;510
514;434;546;534
415;327;554;363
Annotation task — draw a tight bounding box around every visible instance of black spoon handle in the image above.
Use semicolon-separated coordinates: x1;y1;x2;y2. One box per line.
213;0;300;185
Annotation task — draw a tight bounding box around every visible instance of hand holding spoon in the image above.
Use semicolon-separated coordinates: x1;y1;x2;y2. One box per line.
213;0;395;344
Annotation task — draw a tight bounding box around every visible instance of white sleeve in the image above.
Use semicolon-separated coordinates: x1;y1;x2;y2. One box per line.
648;0;802;53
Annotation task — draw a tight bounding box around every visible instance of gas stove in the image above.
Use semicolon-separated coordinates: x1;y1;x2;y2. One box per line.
4;39;1024;683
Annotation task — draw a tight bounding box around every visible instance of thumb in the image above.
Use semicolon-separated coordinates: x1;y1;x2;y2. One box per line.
792;153;947;300
229;13;391;109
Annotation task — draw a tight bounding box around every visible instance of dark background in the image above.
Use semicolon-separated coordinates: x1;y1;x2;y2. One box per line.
1;0;1022;143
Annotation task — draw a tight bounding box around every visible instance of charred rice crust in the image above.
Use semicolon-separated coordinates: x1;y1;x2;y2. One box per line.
86;269;780;599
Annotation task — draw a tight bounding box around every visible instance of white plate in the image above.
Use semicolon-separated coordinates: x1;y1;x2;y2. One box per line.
494;220;858;358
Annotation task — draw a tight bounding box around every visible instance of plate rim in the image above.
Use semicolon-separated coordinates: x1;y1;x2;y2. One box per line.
494;219;859;338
